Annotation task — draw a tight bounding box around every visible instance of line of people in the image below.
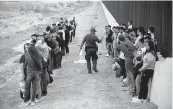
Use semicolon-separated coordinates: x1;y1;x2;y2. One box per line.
19;17;77;107
109;21;159;103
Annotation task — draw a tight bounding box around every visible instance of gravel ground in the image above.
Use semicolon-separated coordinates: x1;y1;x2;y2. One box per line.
0;2;158;109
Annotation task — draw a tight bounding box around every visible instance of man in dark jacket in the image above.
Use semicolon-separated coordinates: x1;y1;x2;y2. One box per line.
80;27;103;74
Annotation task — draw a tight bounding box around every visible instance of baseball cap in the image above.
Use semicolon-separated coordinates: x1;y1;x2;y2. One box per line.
90;27;97;32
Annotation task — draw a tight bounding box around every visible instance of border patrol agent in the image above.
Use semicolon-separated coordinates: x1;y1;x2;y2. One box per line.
80;27;103;74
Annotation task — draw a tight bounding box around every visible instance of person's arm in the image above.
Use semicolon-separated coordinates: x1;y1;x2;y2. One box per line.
19;55;25;81
80;35;86;49
63;30;65;41
96;36;104;43
20;64;25;81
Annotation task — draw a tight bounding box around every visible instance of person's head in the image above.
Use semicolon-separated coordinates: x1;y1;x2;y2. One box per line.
137;27;145;36
59;26;63;30
52;23;56;29
144;36;152;44
73;17;75;20
145;40;155;52
24;43;30;52
60;17;63;20
128;21;132;26
119;27;125;33
31;34;39;44
148;26;154;33
118;35;125;43
112;26;119;33
124;30;129;36
50;29;55;33
107;25;111;31
46;26;51;32
39;35;45;42
90;27;97;34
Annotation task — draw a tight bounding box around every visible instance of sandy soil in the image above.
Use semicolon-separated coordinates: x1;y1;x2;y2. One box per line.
0;1;158;109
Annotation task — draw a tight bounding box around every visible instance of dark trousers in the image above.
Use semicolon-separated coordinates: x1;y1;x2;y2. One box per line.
60;41;65;56
47;51;53;74
24;69;39;102
119;58;126;78
53;52;62;69
41;66;47;94
65;40;69;53
138;69;154;99
73;28;76;37
85;48;98;72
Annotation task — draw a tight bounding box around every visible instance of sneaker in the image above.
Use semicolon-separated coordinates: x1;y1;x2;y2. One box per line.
132;98;142;103
93;68;98;72
35;98;41;103
132;96;138;100
30;101;35;106
19;101;30;107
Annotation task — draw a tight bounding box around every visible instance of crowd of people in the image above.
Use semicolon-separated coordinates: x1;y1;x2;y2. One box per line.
19;17;77;107
18;16;159;107
108;21;158;103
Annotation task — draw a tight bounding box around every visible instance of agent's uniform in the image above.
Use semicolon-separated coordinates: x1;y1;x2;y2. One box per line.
80;27;102;74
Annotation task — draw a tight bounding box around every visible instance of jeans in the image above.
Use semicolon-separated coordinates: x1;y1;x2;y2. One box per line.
60;41;65;56
53;52;62;69
138;69;154;99
36;74;41;99
41;67;48;94
24;69;39;102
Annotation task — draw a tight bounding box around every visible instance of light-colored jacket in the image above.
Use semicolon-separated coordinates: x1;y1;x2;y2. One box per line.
35;40;50;62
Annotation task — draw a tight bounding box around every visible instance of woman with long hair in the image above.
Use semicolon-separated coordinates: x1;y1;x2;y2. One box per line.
132;40;157;103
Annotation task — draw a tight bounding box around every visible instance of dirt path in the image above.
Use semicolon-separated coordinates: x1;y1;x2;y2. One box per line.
0;2;158;109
